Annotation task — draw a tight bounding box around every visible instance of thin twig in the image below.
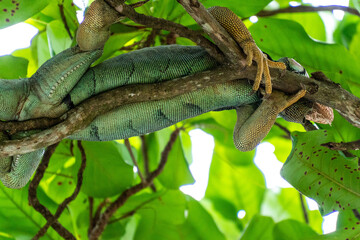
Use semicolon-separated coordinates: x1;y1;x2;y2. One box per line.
140;135;156;191
299;193;309;224
256;5;360;18
28;143;76;240
88;199;110;236
105;0;224;62
58;1;73;40
321;139;360;151
274;122;291;139
89;128;180;239
124;139;145;182
33;141;87;239
88;197;94;237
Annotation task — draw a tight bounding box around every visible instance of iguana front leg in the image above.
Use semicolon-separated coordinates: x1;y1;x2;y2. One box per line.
208;7;286;96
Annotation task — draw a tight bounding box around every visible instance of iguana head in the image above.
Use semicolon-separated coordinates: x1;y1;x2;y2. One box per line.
278;57;333;125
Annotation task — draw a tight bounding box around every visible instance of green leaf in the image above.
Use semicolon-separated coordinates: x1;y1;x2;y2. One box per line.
39;140;77;204
75;141;134;198
249;18;360;96
0;55;27;79
274;12;326;41
333;15;359;48
0;0;51;29
0;184;59;239
311;208;360;240
95;32;143;63
201;0;272;17
206;150;265;223
273;219;318;240
134;190;187;239
12;47;38;77
240;215;274;240
183;196;226;240
157;129;195;189
47;20;72;54
40;0;78;33
349;21;360;60
261;188;323;233
281;130;360;215
140;128;194;189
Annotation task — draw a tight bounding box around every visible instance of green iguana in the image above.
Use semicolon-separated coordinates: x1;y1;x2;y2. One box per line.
0;0;327;188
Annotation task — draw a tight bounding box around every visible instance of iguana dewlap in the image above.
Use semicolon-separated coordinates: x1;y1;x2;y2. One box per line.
0;1;319;188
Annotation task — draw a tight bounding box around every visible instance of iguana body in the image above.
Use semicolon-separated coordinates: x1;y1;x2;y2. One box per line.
0;1;313;188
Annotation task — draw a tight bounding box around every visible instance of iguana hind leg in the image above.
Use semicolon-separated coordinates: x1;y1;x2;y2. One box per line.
234;89;306;151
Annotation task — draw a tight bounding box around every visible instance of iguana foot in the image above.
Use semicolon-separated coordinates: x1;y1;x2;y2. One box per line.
208;6;286;96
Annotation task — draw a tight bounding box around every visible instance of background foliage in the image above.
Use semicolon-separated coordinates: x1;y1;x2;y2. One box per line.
0;0;360;239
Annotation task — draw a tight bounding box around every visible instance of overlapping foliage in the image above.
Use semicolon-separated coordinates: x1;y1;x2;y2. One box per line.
0;0;359;239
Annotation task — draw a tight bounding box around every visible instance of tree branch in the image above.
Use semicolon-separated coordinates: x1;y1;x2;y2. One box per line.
176;0;246;66
0;0;359;159
0;63;359;158
256;5;360;18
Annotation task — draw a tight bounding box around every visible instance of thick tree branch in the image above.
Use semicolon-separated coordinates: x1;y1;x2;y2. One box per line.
256;5;360;18
0;0;359;158
0;63;359;158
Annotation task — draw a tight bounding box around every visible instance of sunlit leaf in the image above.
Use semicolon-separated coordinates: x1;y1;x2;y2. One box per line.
206;151;265;223
0;55;27;79
250;18;360;96
273;219;319;239
281;130;360;215
0;0;51;29
240;215;274;240
75;141;134;198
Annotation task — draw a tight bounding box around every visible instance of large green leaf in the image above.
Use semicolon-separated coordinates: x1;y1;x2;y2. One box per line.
240;215;274;240
0;184;59;239
249;18;360;96
260;188;323;233
273;219;318;240
39;140;78;204
134;190;187;239
75;141;134;198
47;20;72;55
141;128;194;189
281;130;360;215
183;196;226;240
333;15;360;48
206;150;265;223
0;55;27;79
0;0;51;29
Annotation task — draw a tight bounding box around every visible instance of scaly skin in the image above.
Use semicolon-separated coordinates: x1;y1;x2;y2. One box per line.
0;1;314;188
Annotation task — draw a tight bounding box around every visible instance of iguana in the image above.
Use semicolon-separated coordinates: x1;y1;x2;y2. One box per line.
0;0;327;188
